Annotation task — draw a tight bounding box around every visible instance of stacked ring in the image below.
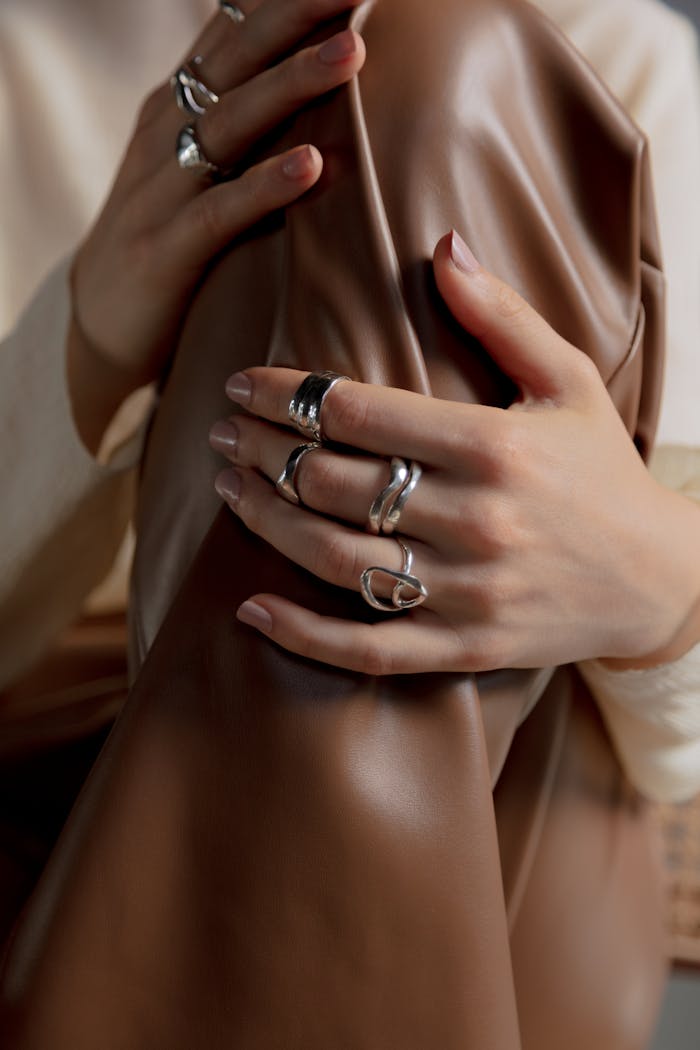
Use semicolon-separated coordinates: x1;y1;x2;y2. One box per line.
171;58;219;117
220;1;246;22
367;457;422;535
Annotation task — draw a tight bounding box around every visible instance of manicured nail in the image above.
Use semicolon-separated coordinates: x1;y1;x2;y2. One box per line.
226;371;252;404
237;600;273;633
319;29;357;64
214;467;241;505
449;230;480;274
209;419;239;454
282;145;314;180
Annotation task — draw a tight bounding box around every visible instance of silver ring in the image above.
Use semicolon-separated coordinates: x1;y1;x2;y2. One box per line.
288;371;351;442
381;460;422;535
220;1;246;22
360;538;429;613
367;457;409;535
176;123;220;178
275;441;324;505
171;58;219;117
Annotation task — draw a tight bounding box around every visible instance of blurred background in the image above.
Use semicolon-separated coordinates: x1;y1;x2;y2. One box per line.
649;8;700;1048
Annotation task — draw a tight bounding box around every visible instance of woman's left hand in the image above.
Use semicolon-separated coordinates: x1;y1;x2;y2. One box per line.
209;230;699;675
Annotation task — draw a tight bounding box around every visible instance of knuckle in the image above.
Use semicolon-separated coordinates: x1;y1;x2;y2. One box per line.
493;281;528;324
570;349;601;389
361;635;393;677
191;189;226;242
315;534;358;585
466;629;508;672
300;453;345;508
325;386;369;441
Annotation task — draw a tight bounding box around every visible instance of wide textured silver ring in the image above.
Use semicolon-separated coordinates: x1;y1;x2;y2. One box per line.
287;371;351;442
360;537;429;613
176;123;220;178
171;57;219;117
220;1;246;22
275;441;324;505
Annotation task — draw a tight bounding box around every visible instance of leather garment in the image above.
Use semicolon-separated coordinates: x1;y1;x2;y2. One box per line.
0;0;667;1046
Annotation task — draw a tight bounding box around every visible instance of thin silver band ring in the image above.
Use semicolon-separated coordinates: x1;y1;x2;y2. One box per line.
275;441;324;505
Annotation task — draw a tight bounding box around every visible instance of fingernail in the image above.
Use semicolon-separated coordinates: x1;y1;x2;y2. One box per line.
449;229;480;274
226;371;252;405
319;29;357;64
237;600;273;633
215;467;241;505
282;144;314;180
209;419;239;454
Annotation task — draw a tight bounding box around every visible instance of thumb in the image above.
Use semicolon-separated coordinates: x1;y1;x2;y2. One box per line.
433;230;588;402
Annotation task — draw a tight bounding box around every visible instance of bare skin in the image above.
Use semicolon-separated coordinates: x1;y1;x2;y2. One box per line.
67;0;366;454
210;231;700;674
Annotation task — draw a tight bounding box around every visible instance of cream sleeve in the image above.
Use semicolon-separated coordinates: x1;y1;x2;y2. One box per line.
0;255;151;691
572;5;700;803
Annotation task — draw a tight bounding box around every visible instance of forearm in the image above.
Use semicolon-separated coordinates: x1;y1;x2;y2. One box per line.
0;257;139;689
600;484;700;670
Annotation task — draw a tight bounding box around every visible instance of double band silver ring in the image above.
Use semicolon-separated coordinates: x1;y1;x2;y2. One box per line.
176;123;220;178
220;1;246;22
360;537;428;613
275;441;324;505
171;57;219;117
288;371;351;442
367;457;422;535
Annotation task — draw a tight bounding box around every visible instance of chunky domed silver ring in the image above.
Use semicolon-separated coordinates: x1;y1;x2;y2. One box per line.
171;58;219;117
220;1;246;22
176;123;220;178
287;371;351;442
360;537;429;613
275;441;324;505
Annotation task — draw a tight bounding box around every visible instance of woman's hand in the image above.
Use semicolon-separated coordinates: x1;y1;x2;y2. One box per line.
209;230;700;675
68;0;365;452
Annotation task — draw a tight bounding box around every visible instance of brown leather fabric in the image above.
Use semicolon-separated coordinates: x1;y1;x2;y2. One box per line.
0;0;667;1046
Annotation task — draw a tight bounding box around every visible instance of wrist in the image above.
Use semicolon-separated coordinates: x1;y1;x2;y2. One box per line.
66;309;143;457
600;484;700;670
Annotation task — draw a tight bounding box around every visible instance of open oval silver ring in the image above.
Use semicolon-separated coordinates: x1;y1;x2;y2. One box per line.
360;538;429;613
275;441;324;505
287;371;351;442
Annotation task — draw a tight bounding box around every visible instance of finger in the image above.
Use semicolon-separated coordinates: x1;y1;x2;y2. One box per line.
433;231;596;403
214;466;438;600
224;366;501;473
199;29;365;170
234;595;465;675
202;0;366;93
209;415;445;544
160;144;322;266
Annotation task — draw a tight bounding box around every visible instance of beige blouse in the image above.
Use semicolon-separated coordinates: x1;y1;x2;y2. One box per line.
0;0;699;801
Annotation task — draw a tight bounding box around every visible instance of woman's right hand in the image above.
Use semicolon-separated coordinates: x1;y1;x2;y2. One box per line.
68;0;365;452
